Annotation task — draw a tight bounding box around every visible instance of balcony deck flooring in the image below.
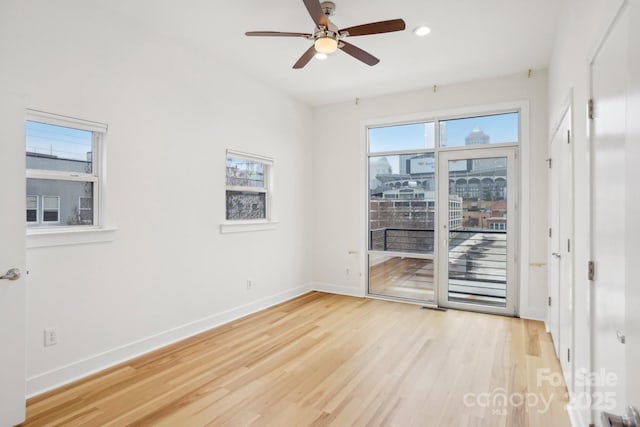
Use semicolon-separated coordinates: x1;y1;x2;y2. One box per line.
369;256;507;307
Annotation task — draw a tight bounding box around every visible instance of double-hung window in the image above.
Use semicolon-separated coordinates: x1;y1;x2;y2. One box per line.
221;149;275;233
25;111;106;229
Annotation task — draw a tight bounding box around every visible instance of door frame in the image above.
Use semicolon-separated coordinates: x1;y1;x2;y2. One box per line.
436;147;519;316
548;101;575;388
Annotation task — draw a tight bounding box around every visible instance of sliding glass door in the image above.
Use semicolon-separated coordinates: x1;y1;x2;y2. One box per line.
437;148;517;315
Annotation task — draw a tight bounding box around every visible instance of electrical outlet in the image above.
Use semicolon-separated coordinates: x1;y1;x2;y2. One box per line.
346;268;350;276
246;279;252;290
44;328;57;347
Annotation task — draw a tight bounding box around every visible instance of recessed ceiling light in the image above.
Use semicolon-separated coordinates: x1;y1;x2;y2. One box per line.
315;52;328;60
413;26;431;36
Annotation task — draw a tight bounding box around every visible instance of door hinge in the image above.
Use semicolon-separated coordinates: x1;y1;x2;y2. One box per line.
567;129;571;144
567;348;571;363
588;261;595;281
567;239;571;253
588;98;594;120
548;228;552;238
548;296;552;306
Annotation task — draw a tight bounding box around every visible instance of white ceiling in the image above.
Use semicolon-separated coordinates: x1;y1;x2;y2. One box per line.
102;0;560;106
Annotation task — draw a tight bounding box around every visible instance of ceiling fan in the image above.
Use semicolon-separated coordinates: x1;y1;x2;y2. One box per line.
245;0;406;69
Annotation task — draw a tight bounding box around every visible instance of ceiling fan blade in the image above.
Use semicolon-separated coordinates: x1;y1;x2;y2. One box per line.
339;19;406;37
339;41;379;66
245;31;312;38
293;45;317;69
303;0;328;27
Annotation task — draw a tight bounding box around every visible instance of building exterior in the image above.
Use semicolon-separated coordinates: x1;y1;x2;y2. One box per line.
26;152;93;226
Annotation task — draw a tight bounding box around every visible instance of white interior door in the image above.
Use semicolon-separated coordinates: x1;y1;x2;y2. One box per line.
548;116;561;357
0;92;27;424
549;107;574;389
558;108;574;393
626;0;640;418
625;0;640;420
591;3;628;420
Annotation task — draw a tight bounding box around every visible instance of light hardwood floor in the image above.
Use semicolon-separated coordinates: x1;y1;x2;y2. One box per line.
22;292;570;426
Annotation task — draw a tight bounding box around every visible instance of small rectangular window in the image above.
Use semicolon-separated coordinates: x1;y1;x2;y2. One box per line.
79;196;93;224
42;196;60;223
225;150;272;222
26;195;38;223
25;111;106;229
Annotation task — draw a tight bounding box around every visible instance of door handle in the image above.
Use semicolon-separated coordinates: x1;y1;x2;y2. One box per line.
0;268;21;281
601;406;640;427
552;252;561;259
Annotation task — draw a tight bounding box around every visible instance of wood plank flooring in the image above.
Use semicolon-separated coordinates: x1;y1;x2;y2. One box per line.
22;292;570;426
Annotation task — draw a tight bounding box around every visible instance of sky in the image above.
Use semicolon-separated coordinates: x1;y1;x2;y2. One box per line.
369;112;519;153
26;121;92;161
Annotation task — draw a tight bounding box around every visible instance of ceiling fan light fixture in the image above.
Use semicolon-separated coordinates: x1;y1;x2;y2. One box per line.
314;36;338;54
413;26;431;36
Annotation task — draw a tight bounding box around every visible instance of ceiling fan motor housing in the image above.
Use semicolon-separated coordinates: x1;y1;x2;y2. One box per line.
320;1;336;16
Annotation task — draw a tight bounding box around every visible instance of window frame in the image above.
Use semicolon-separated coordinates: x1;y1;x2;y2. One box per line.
41;195;61;224
26;195;39;224
25;110;107;232
220;149;277;234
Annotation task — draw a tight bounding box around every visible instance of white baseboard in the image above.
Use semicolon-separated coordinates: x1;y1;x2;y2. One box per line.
519;307;546;322
311;282;365;298
567;401;588;427
26;283;313;397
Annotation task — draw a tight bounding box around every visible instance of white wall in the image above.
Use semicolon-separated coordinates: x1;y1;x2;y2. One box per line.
0;1;313;395
311;71;549;319
548;0;636;425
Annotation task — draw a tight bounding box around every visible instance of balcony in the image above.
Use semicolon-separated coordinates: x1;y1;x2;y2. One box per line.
368;228;507;306
448;230;507;307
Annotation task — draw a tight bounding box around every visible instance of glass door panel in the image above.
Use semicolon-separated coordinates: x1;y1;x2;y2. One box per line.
367;151;436;304
438;149;516;315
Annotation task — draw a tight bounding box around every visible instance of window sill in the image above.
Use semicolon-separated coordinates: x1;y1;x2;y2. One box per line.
27;226;118;249
219;220;279;234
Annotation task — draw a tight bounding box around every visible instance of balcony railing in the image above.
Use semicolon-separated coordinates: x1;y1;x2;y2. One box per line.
448;230;507;306
369;227;507;306
369;228;435;253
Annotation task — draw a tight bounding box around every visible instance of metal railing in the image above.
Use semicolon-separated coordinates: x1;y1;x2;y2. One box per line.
369;228;435;254
448;230;507;284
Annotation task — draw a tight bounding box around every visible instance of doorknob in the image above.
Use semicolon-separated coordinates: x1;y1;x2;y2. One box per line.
601;406;640;427
552;252;561;259
0;268;21;281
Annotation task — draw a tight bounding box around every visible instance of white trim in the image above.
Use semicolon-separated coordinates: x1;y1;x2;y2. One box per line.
26;109;107;133
367;250;435;260
225;149;274;166
567;401;587;427
26;170;98;182
312;282;366;298
219;220;278;234
520;307;546;321
26;284;313;397
27;227;118;249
